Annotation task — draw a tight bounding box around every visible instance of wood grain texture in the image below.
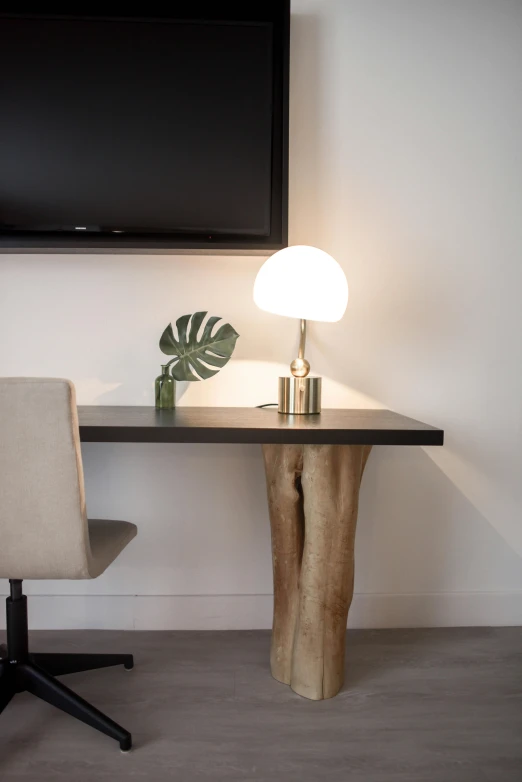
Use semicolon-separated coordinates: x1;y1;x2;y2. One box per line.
263;443;371;700
263;444;304;685
78;406;443;446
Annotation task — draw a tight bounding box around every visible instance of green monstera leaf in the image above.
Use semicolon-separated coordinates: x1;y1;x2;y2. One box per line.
160;312;239;382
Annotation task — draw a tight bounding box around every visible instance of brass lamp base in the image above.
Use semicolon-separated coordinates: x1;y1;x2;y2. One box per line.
278;376;322;414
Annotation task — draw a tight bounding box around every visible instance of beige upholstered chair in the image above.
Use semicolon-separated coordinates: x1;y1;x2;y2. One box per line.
0;378;137;751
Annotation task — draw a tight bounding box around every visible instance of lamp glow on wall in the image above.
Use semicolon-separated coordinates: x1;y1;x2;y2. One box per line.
254;245;349;414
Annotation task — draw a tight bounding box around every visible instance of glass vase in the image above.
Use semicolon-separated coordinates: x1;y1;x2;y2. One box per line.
155;364;175;409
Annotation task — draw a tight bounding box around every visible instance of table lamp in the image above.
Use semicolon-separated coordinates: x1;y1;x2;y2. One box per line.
254;245;348;414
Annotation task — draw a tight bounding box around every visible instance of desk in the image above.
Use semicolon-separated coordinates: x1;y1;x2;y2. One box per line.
78;406;443;700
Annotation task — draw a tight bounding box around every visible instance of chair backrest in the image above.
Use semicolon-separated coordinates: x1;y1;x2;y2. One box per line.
0;378;92;579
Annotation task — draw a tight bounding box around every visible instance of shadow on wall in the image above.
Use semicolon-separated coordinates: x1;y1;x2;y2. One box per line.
288;12;326;247
357;447;522;598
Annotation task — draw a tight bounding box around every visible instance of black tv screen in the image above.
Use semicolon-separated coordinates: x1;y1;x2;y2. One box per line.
0;4;289;251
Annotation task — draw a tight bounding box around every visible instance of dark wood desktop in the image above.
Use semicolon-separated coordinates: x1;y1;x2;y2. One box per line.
78;405;443;700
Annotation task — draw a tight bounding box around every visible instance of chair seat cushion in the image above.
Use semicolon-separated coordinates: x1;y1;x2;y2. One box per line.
88;519;137;578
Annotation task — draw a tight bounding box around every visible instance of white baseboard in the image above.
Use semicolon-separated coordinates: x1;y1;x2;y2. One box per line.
1;591;521;631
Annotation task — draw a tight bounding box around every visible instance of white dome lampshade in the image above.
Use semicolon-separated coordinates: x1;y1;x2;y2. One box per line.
253;245;348;323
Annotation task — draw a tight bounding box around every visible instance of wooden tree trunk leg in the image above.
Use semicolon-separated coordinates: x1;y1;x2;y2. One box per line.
290;444;372;700
262;443;304;685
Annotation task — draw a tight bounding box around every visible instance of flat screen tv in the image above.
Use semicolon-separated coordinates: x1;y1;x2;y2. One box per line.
0;3;289;252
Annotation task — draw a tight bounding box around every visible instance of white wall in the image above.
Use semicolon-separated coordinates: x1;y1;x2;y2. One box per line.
1;0;521;629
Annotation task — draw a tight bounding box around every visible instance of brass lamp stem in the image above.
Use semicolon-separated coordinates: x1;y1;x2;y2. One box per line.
282;317;321;413
298;318;306;360
290;318;311;378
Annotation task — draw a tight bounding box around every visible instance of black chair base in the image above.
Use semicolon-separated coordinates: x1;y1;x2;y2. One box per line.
0;580;133;751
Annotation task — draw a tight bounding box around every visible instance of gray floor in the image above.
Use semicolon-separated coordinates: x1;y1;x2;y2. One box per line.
0;628;521;781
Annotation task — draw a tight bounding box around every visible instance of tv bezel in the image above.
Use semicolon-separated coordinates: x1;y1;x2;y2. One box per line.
0;2;289;253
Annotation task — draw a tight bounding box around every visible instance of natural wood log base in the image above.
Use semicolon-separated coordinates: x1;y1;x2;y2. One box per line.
262;443;371;700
